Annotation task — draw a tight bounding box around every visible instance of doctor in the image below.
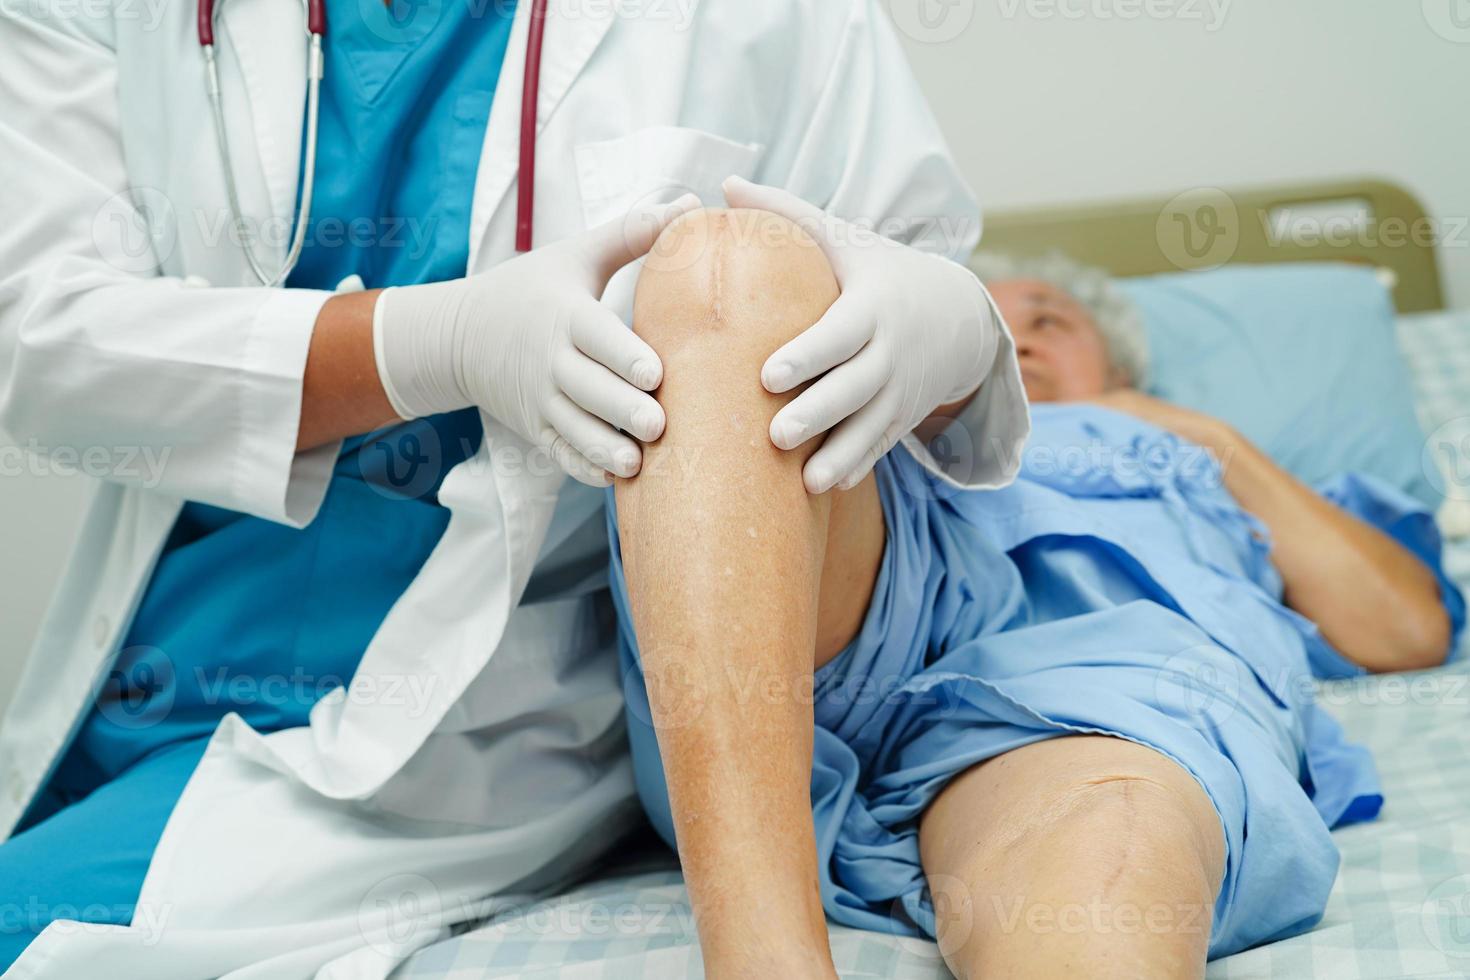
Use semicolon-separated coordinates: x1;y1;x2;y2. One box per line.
0;0;1026;976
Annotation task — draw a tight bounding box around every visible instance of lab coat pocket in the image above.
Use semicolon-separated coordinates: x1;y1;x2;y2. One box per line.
573;126;764;229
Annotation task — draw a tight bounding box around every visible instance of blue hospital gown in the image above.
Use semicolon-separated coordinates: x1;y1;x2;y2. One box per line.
607;403;1465;959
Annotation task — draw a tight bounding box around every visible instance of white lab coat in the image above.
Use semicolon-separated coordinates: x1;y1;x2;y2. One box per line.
0;0;1028;975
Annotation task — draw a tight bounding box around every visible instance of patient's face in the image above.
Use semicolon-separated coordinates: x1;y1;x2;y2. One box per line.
987;279;1116;402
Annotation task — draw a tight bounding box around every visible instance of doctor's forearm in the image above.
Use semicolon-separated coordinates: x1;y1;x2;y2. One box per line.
295;289;403;451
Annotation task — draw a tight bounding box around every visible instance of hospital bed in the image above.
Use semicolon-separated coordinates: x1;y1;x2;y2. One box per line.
390;180;1470;979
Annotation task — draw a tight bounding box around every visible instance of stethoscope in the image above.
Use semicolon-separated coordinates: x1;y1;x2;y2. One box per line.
198;0;548;286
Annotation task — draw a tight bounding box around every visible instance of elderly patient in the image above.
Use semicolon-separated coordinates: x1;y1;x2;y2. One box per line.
975;251;1456;674
604;216;1463;980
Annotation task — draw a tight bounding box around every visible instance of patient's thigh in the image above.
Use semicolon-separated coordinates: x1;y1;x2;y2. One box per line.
816;476;882;667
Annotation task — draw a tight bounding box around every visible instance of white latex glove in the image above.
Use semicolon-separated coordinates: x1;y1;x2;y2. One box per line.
374;194;700;486
722;177;999;494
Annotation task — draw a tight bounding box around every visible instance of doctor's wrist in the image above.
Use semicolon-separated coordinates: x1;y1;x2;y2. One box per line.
373;282;475;421
941;260;1000;405
297;289;403;452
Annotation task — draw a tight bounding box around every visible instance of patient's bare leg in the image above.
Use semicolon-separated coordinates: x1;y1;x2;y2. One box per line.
619;209;1224;980
615;208;882;977
919;735;1226;979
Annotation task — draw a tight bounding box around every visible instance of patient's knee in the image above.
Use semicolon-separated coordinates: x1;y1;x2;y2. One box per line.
1022;761;1224;896
624;208;839;476
633;207;838;363
963;738;1226;897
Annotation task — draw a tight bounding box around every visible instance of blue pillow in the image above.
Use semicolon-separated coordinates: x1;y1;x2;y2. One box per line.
1117;263;1433;505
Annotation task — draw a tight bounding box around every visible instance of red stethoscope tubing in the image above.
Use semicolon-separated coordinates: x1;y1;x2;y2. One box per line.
516;0;549;252
197;0;546;253
197;0;325;47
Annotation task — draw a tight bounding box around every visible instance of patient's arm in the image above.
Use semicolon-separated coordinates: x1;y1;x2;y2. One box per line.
1221;434;1451;670
614;208;883;978
1093;389;1452;671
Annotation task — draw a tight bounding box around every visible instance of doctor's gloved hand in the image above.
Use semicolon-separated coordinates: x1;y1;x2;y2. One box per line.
372;194;701;486
722;176;1000;495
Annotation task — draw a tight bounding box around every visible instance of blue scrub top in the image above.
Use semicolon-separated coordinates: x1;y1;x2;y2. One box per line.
40;0;518;805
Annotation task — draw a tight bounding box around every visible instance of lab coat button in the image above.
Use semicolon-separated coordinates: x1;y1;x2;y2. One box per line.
92;614;110;647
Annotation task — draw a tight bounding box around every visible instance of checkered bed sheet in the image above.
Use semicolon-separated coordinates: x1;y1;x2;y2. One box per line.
392;658;1470;979
1399;310;1470;537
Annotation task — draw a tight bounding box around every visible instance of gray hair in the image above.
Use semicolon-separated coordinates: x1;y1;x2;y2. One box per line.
969;251;1150;387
